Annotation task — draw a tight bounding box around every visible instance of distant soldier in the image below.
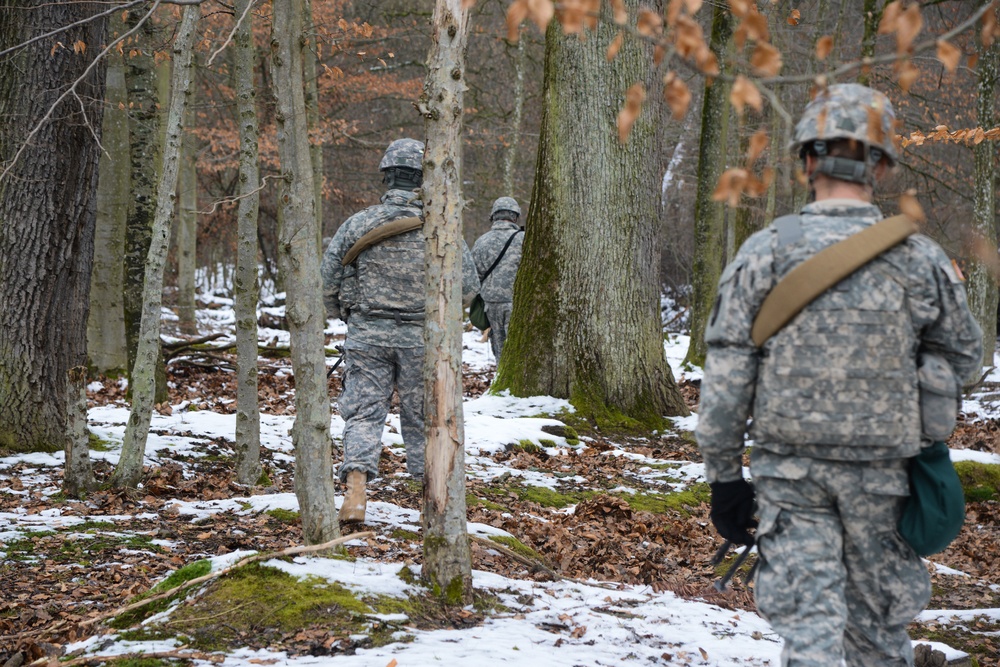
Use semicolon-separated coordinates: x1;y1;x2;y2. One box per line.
696;84;982;665
321;138;480;523
472;197;524;360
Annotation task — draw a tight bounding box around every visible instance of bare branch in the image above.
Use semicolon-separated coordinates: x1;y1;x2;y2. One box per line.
0;0;145;60
205;0;256;66
196;173;283;215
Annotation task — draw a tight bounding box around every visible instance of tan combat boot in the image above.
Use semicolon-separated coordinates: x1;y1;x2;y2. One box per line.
339;470;367;523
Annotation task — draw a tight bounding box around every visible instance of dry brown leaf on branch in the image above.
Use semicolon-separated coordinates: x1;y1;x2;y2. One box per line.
983;3;999;48
666;0;684;26
751;42;782;76
728;0;752;20
787;8;801;25
506;0;529;42
895;59;919;93
674;15;706;59
527;0;555;32
663;71;692;119
697;47;720;76
617;83;646;142
735;10;769;48
936;40;961;74
866;105;887;147
73;40;87;54
461;0;477;8
895;2;923;53
637;9;663;37
967;53;979;69
899;190;926;222
747;129;769;163
611;0;628;24
654;44;667;65
746;169;773;197
816;35;834;60
730;75;763;115
878;0;903;34
684;0;703;13
607;31;624;60
713;168;749;207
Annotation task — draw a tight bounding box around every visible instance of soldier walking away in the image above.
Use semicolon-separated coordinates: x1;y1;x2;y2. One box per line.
472;196;524;360
320;138;480;523
696;84;982;667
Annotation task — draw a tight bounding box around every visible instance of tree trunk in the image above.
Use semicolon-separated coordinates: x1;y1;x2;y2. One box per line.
88;22;129;377
303;0;324;256
64;366;94;497
969;4;999;368
109;4;201;488
234;0;263;487
683;4;732;368
502;29;527;197
858;0;882;86
420;0;474;603
176;104;199;335
494;2;687;427
0;3;107;453
271;0;341;545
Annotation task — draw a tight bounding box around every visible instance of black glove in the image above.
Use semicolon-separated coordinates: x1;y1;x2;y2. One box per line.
709;479;757;546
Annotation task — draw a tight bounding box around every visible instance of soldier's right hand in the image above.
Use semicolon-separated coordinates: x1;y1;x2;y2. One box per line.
709;479;757;546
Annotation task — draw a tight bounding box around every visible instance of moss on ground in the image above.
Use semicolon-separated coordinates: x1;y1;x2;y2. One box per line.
88;431;116;451
488;535;545;563
954;460;1000;502
265;508;300;524
519;485;593;508
466;493;508;512
620;483;711;516
911;616;1000;666
390;528;421;541
111;559;213;628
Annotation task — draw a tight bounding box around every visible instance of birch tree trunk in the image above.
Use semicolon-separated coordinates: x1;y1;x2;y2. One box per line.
176;104;199;335
64;366;94;496
271;0;341;545
683;3;732;367
968;5;999;367
0;4;107;453
234;0;263;487
88;30;129;376
502;29;527;197
419;0;473;603
493;1;688;427
109;5;201;488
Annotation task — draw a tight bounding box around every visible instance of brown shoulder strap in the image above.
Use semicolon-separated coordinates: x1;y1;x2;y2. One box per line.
341;216;423;267
751;214;918;347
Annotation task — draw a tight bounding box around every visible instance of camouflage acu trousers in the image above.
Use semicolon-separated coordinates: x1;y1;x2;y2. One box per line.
484;300;512;361
752;452;930;667
337;342;424;481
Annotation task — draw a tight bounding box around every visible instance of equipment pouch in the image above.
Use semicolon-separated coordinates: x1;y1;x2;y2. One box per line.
917;353;960;442
470;294;489;331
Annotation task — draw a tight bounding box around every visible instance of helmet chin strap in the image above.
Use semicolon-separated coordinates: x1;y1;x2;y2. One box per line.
806;140;882;188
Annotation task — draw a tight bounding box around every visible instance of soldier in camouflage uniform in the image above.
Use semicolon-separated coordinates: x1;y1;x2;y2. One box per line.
472;197;524;360
695;84;982;667
321;138;480;522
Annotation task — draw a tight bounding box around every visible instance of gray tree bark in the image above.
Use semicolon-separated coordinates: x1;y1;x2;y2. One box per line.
109;4;201;488
303;0;325;255
64;366;94;497
271;0;341;545
0;3;107;453
234;0;263;487
493;1;688;428
502;29;527;197
420;0;474;603
176;104;199;335
968;3;999;367
88;26;129;376
683;3;732;368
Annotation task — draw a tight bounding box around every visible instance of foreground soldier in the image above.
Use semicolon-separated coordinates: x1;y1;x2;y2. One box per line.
321;138;480;522
696;84;982;666
471;197;524;360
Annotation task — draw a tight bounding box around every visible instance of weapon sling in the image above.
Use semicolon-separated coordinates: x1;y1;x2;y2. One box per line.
341;215;423;267
750;214;918;347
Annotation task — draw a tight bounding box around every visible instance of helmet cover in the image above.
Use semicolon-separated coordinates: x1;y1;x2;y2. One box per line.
379;138;425;171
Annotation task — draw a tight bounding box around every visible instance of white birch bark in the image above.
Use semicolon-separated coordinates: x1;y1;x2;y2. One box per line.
420;0;473;602
502;30;526;197
63;366;94;497
234;0;263;486
109;5;201;488
176;104;198;335
271;0;340;544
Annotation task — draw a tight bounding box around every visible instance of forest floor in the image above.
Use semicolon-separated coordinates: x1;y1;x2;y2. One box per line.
2;293;1000;666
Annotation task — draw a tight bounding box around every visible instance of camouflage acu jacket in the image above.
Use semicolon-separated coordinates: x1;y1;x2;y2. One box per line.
696;199;983;483
472;220;523;303
321;189;481;348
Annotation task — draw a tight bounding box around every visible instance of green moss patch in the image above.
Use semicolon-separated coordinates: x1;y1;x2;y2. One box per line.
519;485;593;508
488;535;545;563
265;508;300;524
390;528;421;542
466;493;508;512
620;483;711;516
911;616;1000;664
88;431;117;452
954;460;1000;502
111;559;212;628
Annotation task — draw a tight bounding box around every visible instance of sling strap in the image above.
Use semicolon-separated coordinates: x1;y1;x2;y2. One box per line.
341;215;423;267
482;229;523;282
751;214;918;347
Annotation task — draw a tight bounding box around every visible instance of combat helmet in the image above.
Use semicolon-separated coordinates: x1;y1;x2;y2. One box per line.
379;138;424;172
491;196;521;220
792;83;898;186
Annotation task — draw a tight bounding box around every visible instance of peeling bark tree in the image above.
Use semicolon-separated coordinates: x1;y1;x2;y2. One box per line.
234;0;263;487
420;0;473;602
492;2;688;428
109;4;201;488
271;0;340;545
968;6;999;367
683;3;732;368
88;28;129;376
0;4;107;453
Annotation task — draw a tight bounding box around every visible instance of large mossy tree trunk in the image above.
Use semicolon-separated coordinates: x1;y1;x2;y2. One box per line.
234;0;263;487
109;4;201;489
88;24;129;376
271;0;340;545
420;0;473;603
492;2;688;428
682;3;732;368
968;6;999;368
0;3;107;453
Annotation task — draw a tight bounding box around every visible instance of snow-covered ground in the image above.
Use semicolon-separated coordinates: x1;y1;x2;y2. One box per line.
2;303;998;665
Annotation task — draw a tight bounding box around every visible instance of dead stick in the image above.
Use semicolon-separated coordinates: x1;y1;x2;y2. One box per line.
31;649;222;667
81;531;373;627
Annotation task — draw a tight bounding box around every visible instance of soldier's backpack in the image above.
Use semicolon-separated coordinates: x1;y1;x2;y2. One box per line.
470;229;522;331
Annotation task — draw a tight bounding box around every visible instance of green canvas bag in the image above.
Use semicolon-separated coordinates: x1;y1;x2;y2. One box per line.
470;228;522;331
898;441;966;556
